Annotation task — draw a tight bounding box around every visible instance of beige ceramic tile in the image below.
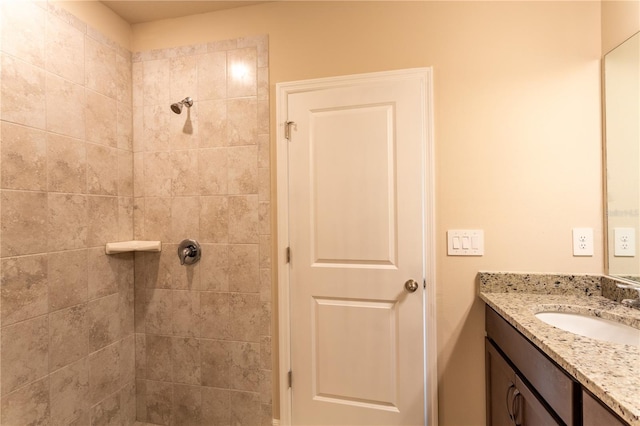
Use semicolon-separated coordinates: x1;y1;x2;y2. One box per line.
258;166;271;202
171;249;201;290
143;105;170;152
143;152;172;197
133;152;145;197
120;334;136;385
171;151;199;196
116;52;133;105
87;247;120;300
262;403;273;426
1;122;47;190
258;99;270;134
257;133;270;169
258;201;270;236
200;292;231;340
46;73;85;139
228;195;259;244
229;293;262;343
170;55;197;104
1;254;48;326
87;144;118;195
229;341;261;392
145;334;172;382
47;133;87;193
135;334;147;378
1;190;48;256
228;244;259;293
90;390;121;426
0;377;50;426
144;380;173;426
89;343;121;405
208;38;237;52
197;51;226;101
117;102;133;150
200;244;229;292
1;53;46;130
260;336;272;371
46;10;85;84
88;293;121;352
260;268;272;303
47;193;87;251
200;339;231;388
119;150;134;197
1;0;45;67
173;384;202;425
121;381;137;425
200;196;228;243
135;248;172;290
172;337;201;385
170;102;199;150
1;315;48;395
133;105;144;153
87;195;119;247
85;35;117;99
259;369;272;404
120;278;135;337
260;235;272;269
258;67;269;101
145;289;173;335
132;61;144;108
135;379;148;422
49;304;88;371
228;145;258;195
227;98;257;146
227;47;257;98
118;196;135;241
49;358;90;425
198;99;227;148
143;197;172;242
199;148;228;195
230;390;261;425
86;90;117;147
172;291;200;337
142;58;171;106
171;196;199;241
202;387;230;425
49;249;88;311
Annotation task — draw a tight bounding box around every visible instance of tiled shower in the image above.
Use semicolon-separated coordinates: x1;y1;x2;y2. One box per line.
0;1;272;425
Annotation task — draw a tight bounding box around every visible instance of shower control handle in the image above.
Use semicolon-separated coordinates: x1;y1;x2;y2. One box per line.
178;239;201;265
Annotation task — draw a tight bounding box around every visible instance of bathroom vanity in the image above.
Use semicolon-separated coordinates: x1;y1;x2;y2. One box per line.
479;273;640;426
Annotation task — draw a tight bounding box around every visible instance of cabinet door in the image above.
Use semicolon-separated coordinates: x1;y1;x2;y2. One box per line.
486;339;517;426
514;376;561;426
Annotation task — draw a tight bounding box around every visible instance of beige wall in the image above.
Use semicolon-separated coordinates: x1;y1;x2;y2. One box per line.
602;0;640;54
131;2;603;425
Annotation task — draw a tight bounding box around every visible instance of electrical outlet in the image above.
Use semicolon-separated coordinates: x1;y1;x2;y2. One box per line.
614;227;636;257
573;228;594;256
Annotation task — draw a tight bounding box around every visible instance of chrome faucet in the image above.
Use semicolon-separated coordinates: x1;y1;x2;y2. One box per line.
616;283;640;309
177;239;201;266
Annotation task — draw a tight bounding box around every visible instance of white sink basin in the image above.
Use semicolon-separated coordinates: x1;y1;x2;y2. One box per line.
534;311;640;347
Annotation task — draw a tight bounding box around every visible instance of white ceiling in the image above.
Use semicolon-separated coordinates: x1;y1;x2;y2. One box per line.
101;1;268;24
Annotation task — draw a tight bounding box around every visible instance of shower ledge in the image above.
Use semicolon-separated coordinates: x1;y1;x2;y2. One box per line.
105;240;162;254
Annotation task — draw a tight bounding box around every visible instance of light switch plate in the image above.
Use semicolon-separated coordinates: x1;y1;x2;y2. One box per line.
447;230;484;256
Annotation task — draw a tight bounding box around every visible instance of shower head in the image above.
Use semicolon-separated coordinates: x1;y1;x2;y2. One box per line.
171;97;193;114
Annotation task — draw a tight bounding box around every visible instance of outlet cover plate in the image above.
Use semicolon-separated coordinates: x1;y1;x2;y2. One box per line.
572;228;594;256
614;227;636;257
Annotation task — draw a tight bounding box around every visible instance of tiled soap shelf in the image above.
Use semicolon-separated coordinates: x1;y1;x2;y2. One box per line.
105;240;162;254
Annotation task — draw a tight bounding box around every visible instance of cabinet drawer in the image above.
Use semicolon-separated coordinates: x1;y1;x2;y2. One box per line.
486;306;576;425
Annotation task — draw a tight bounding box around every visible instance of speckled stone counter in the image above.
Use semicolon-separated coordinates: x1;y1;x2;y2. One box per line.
478;272;640;425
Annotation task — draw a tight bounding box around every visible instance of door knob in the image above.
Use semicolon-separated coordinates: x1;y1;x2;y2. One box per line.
404;279;419;293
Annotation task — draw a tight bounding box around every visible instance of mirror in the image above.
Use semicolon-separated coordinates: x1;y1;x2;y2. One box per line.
604;32;640;282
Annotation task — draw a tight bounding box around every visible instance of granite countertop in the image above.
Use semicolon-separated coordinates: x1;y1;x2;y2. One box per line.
478;272;640;425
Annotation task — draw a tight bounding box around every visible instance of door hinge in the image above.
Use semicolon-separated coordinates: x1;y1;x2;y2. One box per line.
285;121;295;140
286;247;291;263
288;370;292;388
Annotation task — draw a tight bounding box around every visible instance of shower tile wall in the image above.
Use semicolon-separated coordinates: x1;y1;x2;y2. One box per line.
132;36;272;425
0;1;135;425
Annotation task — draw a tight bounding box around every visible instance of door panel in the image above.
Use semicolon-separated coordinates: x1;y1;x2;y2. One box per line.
286;70;428;425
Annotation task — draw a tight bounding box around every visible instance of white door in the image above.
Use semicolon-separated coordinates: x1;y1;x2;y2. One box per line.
278;69;433;426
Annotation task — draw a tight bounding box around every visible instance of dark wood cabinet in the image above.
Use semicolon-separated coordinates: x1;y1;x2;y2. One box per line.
485;305;629;426
486;339;561;426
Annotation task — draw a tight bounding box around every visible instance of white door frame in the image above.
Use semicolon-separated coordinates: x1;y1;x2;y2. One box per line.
276;68;438;426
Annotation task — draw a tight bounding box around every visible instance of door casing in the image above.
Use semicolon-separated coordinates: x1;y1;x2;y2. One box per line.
275;68;437;425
